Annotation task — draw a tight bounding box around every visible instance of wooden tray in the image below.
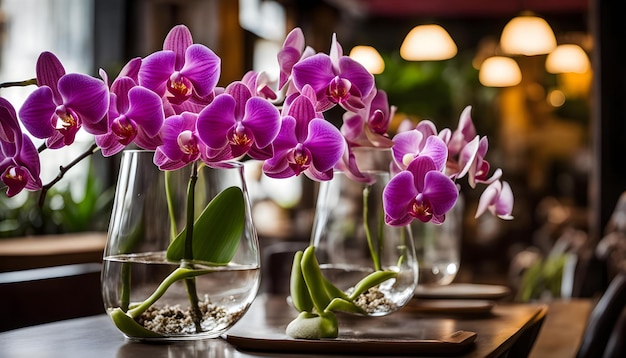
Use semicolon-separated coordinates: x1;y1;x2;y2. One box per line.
224;296;477;356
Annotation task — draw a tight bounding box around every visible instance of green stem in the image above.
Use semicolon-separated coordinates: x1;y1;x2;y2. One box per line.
121;262;131;311
363;185;381;271
164;171;178;241
127;267;210;319
183;161;203;332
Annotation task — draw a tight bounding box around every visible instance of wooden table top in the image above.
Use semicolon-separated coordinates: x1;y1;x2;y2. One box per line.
0;293;558;358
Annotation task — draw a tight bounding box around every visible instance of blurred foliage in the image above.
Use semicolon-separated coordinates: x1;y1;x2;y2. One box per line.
0;160;114;238
516;253;567;302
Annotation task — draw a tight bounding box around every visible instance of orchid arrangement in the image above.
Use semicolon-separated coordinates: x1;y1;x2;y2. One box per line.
0;24;513;339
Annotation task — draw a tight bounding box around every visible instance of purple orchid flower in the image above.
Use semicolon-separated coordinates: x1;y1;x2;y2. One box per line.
242;70;277;100
18;52;109;149
341;88;395;148
0;97;41;196
448;105;477;157
277;27;315;91
154;112;211;170
291;34;374;112
95;76;165;157
391;131;449;172
262;93;345;181
383;155;458;226
138;25;220;110
475;179;514;220
196;81;281;161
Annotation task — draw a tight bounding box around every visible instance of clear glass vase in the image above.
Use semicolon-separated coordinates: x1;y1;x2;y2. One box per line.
101;150;260;341
309;149;418;316
411;195;463;286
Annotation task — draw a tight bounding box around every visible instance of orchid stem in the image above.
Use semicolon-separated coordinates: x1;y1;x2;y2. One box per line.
38;143;100;207
182;161;203;332
363;185;381;271
164;171;178;241
0;78;36;88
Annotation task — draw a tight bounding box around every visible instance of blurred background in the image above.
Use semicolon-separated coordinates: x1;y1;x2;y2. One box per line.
0;0;624;303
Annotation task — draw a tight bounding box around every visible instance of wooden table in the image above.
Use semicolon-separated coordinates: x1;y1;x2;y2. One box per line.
0;294;551;357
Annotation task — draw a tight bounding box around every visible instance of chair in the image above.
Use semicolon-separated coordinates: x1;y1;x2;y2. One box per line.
576;271;626;358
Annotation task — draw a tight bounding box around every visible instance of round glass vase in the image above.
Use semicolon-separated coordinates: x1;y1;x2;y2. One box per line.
309;148;418;316
101;150;261;341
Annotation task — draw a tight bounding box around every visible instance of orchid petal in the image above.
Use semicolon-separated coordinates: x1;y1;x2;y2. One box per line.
383;171;418;226
420;136;449;172
35;51;65;103
337;56;374;99
406;155;437;192
180;44;220;97
243;97;280;148
225;82;252;120
58;73;109;134
110;76;136;114
19;86;56;139
139;50;176;96
292;54;334;96
423;171;459;215
305;118;345;172
163;24;193;69
125;87;165;137
196;94;236;149
391;130;423;168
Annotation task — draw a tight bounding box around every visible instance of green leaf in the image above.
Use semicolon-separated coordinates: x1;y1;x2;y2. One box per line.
166;186;245;264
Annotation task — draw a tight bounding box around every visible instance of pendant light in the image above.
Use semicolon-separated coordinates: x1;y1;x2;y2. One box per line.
400;24;457;61
349;45;385;74
500;12;557;56
479;56;522;87
545;44;590;74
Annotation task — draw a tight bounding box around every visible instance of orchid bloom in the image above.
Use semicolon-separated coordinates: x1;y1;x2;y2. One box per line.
475;179;514;220
153;112;209;170
0;98;41;196
196;81;281;161
341;88;395;148
391;131;449;172
138;25;220;110
95;76;165;157
242;71;277;101
291;34;374;112
262;93;345;181
18;51;109;149
383;155;458;226
277;27;314;91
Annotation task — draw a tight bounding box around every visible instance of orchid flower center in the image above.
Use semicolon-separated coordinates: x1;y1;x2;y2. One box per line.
111;116;137;145
326;76;351;104
4;167;23;181
409;195;433;222
229;123;252;147
288;143;311;175
167;72;193;104
177;130;199;155
54;106;78;131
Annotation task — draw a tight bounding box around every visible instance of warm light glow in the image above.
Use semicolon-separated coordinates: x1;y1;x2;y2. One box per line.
400;24;457;61
500;14;557;56
546;44;590;74
548;89;566;107
479;56;522;87
349;45;385;74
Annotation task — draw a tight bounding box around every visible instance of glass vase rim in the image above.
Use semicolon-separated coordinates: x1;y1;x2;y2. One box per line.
118;149;246;170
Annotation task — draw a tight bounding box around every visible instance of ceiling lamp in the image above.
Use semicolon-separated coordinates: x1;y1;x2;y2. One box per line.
349;45;385;74
479;56;522;87
500;13;557;56
545;44;590;74
400;24;457;61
